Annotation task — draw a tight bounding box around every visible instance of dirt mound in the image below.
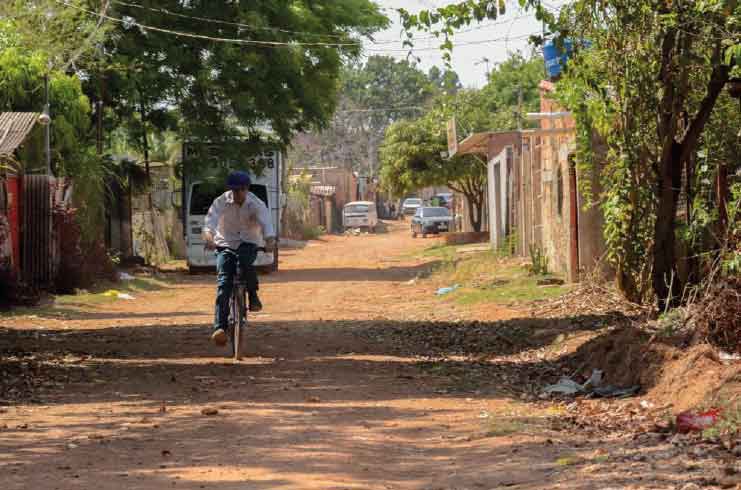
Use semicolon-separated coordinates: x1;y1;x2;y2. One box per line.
693;277;741;354
568;327;740;413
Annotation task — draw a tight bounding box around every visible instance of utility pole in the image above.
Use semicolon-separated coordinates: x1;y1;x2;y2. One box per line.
44;74;51;175
475;57;491;82
517;85;523;130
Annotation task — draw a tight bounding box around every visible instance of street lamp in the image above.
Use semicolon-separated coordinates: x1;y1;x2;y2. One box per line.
40;74;52;175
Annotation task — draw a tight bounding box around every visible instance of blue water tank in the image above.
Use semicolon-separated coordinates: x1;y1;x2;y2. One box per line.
543;38;575;79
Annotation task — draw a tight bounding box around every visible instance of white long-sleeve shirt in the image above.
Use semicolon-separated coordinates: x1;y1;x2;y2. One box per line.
203;191;275;249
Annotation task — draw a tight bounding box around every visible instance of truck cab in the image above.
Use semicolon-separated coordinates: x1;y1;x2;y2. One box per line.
182;148;283;273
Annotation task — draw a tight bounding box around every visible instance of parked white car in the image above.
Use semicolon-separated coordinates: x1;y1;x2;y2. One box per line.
401;197;422;216
343;201;378;232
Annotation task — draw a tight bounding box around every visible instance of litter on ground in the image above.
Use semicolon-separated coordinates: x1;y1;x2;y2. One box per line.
436;284;460;296
542;369;640;399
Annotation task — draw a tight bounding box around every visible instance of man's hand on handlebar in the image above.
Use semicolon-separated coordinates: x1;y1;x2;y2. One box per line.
203;231;216;251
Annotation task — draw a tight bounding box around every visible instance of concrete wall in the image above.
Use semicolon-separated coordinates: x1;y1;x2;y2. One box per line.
537;81;607;281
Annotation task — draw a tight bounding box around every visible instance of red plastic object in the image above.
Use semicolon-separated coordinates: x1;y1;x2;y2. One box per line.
676;408;721;433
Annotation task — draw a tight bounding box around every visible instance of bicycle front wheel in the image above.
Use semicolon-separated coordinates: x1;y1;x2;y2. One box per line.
232;287;247;360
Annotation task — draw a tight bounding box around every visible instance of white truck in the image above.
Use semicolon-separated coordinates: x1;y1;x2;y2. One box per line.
181;145;283;273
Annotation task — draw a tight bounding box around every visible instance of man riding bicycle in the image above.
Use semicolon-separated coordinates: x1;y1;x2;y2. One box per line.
202;170;277;346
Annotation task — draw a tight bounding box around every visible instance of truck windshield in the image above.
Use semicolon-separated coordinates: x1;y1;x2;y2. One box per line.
189;182;222;216
345;204;370;214
189;182;269;215
422;207;450;217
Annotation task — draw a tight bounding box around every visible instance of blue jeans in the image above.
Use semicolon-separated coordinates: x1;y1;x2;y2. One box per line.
214;243;259;331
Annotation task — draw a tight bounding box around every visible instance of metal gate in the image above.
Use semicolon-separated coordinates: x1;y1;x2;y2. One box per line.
22;174;54;286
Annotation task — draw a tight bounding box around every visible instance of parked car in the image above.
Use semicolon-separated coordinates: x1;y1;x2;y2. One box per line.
401;197;422;216
411;206;453;238
343;201;378;232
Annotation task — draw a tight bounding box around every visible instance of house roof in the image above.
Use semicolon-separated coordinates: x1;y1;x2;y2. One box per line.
456;130;522;157
0;112;41;156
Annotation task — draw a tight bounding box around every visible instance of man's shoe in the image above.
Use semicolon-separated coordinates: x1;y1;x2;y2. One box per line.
249;294;263;312
211;328;227;346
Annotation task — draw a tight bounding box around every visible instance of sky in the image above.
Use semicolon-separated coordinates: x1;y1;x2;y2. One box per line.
363;0;568;88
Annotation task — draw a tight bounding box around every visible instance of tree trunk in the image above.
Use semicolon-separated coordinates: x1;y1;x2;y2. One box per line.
465;192;482;233
653;141;683;310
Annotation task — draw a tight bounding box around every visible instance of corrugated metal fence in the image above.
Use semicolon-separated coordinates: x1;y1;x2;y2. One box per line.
21;175;54;286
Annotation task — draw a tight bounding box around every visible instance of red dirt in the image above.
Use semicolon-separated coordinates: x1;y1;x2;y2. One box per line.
0;221;738;489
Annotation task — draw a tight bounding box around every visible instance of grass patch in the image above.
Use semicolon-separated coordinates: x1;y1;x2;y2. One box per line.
555;455;581;467
415;243;460;260
479;402;565;438
56;276;174;305
485;418;530;437
455;281;568;305
2;275;175;318
427;248;571;305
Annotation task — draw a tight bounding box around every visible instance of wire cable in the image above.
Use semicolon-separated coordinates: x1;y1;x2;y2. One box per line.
55;0;542;53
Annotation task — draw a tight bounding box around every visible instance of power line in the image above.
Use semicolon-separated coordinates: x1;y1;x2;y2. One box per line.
109;0;536;46
367;33;537;53
335;106;425;113
110;0;358;40
55;0;363;47
55;0;541;53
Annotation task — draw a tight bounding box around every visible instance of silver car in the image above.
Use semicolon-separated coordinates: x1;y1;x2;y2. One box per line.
411;206;453;238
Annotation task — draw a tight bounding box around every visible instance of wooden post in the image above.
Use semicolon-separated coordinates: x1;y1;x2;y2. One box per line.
568;156;580;282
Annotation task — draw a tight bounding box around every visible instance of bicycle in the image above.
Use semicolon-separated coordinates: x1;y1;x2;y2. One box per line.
218;246;265;360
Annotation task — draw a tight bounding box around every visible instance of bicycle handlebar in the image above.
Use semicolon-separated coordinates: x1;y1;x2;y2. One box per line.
206;245;268;254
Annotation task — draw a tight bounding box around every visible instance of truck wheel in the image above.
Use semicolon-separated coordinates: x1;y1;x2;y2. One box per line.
422;232;427;238
412;231;417;238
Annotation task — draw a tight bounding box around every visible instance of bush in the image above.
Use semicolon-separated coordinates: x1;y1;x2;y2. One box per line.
54;206;117;294
301;224;324;241
528;245;549;275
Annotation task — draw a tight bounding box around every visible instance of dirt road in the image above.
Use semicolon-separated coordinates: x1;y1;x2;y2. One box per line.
0;222;733;489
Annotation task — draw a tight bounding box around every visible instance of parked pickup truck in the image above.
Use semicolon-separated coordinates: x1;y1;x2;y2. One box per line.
411;206;453;238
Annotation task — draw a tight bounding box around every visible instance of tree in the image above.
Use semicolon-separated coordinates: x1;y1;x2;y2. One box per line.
380;114;488;232
481;53;542;119
0;47;92;174
7;1;389;174
428;66;462;94
554;1;739;307
289;55;435;174
0;0;110;72
401;0;740;308
379;88;493;232
101;0;388;154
